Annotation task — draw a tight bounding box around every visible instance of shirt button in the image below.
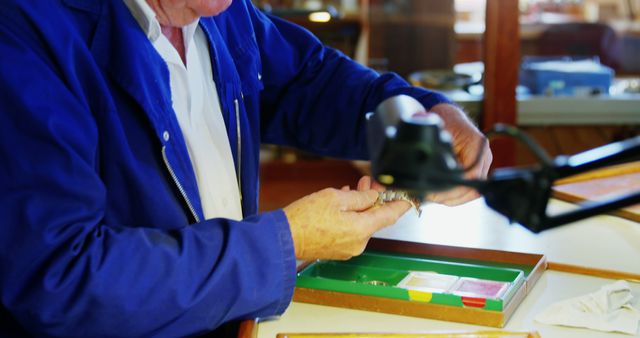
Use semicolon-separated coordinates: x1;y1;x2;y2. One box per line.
163;131;170;141
257;73;262;81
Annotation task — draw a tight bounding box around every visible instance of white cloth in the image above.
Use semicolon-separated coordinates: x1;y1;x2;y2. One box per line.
123;0;243;221
535;280;640;335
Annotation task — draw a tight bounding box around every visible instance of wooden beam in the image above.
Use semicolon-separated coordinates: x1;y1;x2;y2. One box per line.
483;0;520;167
354;0;370;65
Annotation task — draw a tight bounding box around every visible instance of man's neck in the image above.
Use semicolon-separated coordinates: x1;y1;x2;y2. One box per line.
161;25;186;66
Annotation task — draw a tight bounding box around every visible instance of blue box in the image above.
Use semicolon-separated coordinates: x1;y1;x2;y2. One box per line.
520;58;614;96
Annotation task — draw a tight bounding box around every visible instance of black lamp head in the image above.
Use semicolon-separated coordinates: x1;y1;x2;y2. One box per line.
367;95;464;201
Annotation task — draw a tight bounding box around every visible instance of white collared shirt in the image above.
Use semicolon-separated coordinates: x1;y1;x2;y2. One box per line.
123;0;243;221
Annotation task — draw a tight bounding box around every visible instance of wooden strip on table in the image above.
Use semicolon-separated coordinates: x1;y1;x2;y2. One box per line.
547;262;640;282
554;161;640;185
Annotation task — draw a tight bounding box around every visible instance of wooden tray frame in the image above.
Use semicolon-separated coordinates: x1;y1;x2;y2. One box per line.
292;238;547;328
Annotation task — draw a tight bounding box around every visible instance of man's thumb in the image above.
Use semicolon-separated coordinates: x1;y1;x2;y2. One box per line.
339;189;379;212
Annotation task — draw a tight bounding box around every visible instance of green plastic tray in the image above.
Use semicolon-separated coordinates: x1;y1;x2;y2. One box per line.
296;251;526;311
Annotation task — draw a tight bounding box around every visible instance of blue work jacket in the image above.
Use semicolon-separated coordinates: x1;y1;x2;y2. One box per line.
0;0;450;336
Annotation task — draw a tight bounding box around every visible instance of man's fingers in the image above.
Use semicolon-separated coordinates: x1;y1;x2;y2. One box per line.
359;200;411;233
429;187;473;204
424;139;490;206
338;189;379;211
464;140;492;178
439;188;479;206
357;175;386;192
426;186;479;206
357;176;371;191
371;180;386;192
480;149;493;177
465;151;491;180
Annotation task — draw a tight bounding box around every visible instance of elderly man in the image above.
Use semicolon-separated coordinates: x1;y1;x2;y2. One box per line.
0;0;491;336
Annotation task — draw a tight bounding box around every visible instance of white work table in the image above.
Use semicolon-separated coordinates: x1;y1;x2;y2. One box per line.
256;199;640;338
376;198;640;274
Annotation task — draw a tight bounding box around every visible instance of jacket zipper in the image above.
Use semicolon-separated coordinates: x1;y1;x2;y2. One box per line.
234;97;243;203
162;146;201;223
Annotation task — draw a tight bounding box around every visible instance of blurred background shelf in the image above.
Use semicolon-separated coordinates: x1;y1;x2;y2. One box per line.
254;0;640;210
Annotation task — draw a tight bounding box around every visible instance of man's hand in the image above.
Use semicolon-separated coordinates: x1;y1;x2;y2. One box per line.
284;177;410;261
428;103;493;206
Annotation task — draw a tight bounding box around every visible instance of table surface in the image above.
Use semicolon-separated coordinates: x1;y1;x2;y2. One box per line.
375;198;640;274
257;198;640;338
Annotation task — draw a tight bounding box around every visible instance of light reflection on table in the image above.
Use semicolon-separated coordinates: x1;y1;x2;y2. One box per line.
374;198;640;274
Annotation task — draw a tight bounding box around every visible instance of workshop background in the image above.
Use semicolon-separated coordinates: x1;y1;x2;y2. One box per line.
253;0;640;211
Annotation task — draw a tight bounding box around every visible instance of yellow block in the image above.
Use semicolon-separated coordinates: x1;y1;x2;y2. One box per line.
407;290;432;302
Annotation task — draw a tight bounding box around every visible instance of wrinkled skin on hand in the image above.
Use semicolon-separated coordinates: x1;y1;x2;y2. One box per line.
427;103;493;206
284;177;410;261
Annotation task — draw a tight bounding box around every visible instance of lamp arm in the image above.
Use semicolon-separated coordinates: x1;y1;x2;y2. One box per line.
480;136;640;232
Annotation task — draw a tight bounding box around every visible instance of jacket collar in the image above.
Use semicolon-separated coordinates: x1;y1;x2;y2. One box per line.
85;0;173;133
121;0;162;41
122;0;201;49
65;0;207;221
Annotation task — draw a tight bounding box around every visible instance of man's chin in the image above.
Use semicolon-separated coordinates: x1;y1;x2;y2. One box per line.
201;0;233;17
162;0;233;27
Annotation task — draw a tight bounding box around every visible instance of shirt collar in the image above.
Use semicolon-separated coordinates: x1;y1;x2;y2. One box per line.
123;0;200;44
